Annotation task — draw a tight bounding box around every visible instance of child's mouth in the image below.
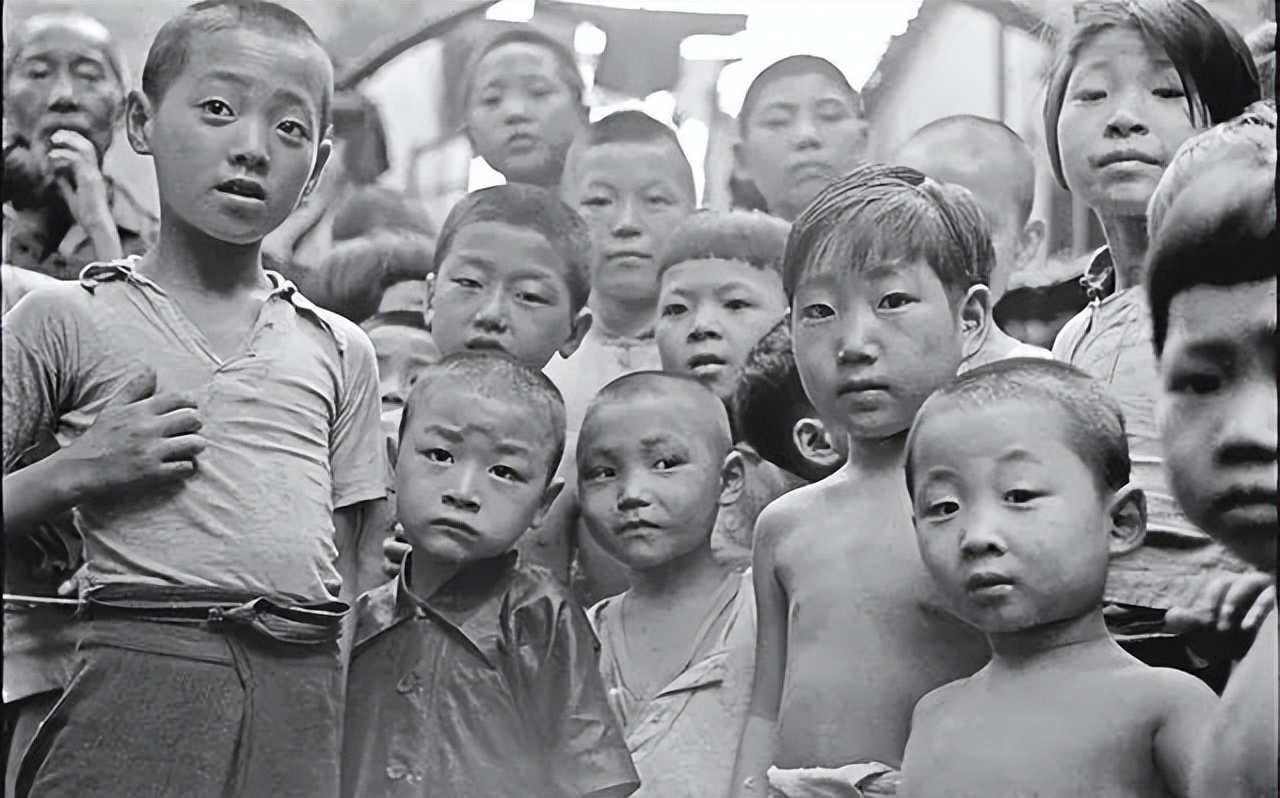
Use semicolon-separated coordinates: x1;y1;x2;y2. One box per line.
216;178;267;202
687;353;727;372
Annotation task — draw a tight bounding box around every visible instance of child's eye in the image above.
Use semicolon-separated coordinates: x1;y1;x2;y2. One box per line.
653;456;684;470
646;195;674;207
200;99;234;117
516;291;548;305
423;448;452;464
1169;372;1222;395
660;303;687;318
925;499;960;518
580;196;612;209
759;114;791;130
725;298;754;312
878;292;916;310
480;94;501;108
451;277;482;290
1153;86;1186;100
800;303;834;321
1072;89;1106;102
491;465;524;483
583;465;615;482
1004;489;1042;504
277;119;311;140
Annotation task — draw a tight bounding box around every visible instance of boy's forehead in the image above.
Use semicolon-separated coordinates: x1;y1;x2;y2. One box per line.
444;221;567;273
583;389;727;446
178;27;331;115
663;257;780;288
567;139;692;194
1166;277;1277;347
413;379;560;444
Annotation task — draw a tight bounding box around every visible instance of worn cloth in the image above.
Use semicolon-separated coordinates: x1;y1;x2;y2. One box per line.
767;763;900;798
2;179;157;280
342;552;639;798
589;570;756;798
1;266;62;317
16;613;343;798
2;259;385;605
1052;263;1251;610
712;446;807;572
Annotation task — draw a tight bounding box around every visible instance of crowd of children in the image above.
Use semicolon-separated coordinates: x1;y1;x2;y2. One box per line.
1;0;1275;797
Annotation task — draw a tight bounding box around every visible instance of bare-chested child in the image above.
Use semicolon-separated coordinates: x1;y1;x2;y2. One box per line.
731;164;994;797
1144;108;1277;798
894;115;1051;369
899;358;1218;797
578;372;755;798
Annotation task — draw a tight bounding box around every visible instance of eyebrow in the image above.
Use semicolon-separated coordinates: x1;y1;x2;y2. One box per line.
995;448;1043;465
421;424;462;443
494;440;535;458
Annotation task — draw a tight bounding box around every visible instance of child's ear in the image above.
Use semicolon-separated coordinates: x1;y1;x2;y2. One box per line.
1016;220;1046;270
717;450;746;508
529;478;566;529
957;284;992;362
125;90;153;156
301;129;333;200
558;308;593;360
792;418;843;471
1107;484;1147;557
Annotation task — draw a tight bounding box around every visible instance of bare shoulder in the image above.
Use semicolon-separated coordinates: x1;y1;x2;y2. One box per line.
913;673;977;724
1133;665;1219;710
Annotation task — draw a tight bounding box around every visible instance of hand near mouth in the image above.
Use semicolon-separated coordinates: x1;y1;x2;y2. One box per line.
45;129;120;259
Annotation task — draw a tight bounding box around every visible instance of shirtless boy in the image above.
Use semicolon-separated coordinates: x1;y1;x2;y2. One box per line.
731;164;993;797
899;359;1217;797
579;372;755;797
1145;111;1277;798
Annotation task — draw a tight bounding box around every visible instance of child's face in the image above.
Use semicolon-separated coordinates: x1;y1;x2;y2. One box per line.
1158;277;1277;572
791;259;970;441
564;140;696;307
912;400;1117;633
657;259;788;401
465;42;581;187
430;221;581;369
133;28;330;246
736;73;867;221
1056;27;1199;217
578;394;729;571
369;324;440;455
396;384;559;564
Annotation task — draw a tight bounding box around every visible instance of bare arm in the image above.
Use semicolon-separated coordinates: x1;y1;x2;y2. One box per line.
731;506;791;798
1152;672;1219;798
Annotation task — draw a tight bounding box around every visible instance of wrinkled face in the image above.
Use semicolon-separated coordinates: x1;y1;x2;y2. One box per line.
1057;27;1201;217
430;222;577;369
564;140;696;307
912;400;1113;633
1158;277;1277;572
737;73;867;221
5;20;123;159
578;395;726;571
137;28;330;245
656;258;788;401
465;43;582;187
369;324;440;454
397;385;557;564
791;259;966;441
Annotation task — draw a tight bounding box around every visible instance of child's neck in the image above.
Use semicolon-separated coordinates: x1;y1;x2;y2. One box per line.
842;429;908;476
141;216;271;296
627;543;726;604
588;291;656;339
986;607;1114;670
1095;211;1150;293
407;550;464;602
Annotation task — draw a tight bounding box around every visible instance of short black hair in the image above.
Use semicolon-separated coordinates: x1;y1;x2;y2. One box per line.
142;0;333;130
738;55;862;134
1043;0;1259;189
783;162;992;300
433;184;593;315
1147;108;1277;357
659;210;790;278
564;110;695;200
732;319;835;483
462;24;586;114
401;351;567;481
906;358;1131;496
316;233;434;324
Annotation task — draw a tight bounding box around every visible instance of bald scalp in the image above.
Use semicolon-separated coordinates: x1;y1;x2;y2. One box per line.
583;371;733;456
896;115;1036;228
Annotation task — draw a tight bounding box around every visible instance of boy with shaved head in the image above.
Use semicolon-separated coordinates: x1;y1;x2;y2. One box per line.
895;115;1049;369
578;372;755;798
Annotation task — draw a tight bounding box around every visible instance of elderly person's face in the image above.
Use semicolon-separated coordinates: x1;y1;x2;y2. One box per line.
4;17;124;161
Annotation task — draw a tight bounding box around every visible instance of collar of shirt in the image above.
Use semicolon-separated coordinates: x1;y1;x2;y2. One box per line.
1080;246;1116;302
76;256;340;345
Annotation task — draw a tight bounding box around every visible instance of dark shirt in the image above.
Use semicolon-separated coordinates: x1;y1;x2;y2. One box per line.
342;552;640;798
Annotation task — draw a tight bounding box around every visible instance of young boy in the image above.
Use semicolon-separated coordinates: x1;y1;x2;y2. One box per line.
578;372;756;798
361;310;439;463
2;3;385;795
733;55;868;222
732;319;845;485
899;359;1217;797
342;352;639;798
731;164;993;797
1144;111;1277;797
894;115;1051;369
549;109;698;602
655;210;804;569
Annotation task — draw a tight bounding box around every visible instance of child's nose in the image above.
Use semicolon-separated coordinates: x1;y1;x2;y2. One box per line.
1217;381;1278;465
473;290;509;329
959;510;1009;559
442;470;482;513
1103;89;1151;138
230;118;271;172
610;197;643;238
